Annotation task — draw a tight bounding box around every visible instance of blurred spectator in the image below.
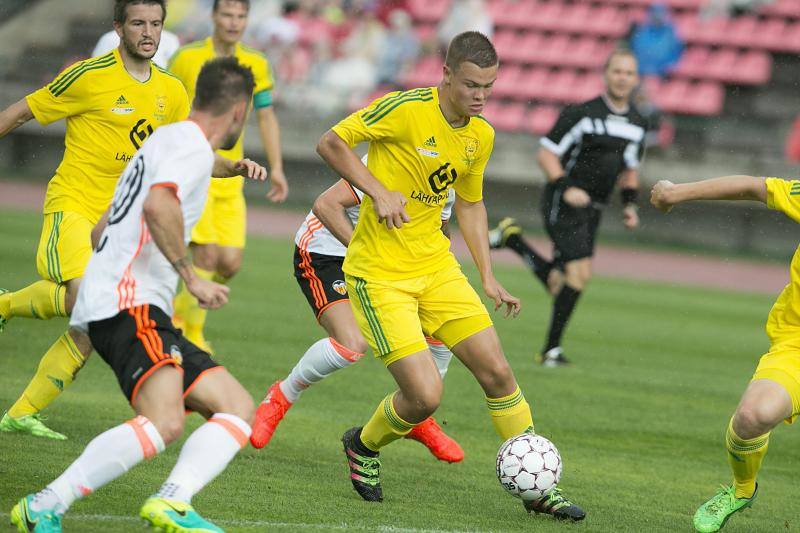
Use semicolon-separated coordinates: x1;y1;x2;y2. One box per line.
629;4;683;78
437;0;493;52
92;29;181;68
702;0;774;18
375;0;411;25
786;116;800;163
377;9;420;87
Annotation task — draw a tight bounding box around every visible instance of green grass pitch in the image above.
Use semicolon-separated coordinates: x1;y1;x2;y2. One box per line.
0;208;797;532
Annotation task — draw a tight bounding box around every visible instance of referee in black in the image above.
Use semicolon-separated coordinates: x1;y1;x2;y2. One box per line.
490;49;647;366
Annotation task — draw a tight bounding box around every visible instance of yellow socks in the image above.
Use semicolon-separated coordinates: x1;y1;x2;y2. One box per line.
486;386;534;439
726;417;769;499
8;332;87;418
173;267;214;344
360;393;416;451
1;280;67;320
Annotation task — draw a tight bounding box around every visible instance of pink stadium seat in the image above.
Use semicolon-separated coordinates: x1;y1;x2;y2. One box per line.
559;3;593;34
482;101;527;132
537;34;572;66
507;33;544;64
784;22;800;53
727;16;759;48
760;0;800;19
525;105;561;135
673;46;710;79
751;18;787;50
513;67;551;101
528;2;564;32
571;73;605;102
690;17;730;46
733;51;772;85
414;23;436;43
656;80;724;115
497;0;538;30
400;56;442;89
408;0;450;23
561;37;601;69
493;30;519;63
492;64;524;98
705;48;738;82
540;69;579;103
583;5;629;38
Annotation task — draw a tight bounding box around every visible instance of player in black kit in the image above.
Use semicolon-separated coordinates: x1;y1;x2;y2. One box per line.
490;49;647;366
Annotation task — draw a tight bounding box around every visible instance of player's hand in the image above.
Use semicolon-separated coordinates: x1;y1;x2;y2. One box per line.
622;205;639;230
563;187;591;208
187;278;229;310
233;159;268;181
650;180;676;213
373;190;410;229
483;276;521;318
266;167;289;203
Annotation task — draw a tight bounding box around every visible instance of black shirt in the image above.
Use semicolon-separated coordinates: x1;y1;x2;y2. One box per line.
541;95;648;204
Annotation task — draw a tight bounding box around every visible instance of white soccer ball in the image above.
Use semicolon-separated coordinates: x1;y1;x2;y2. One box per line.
496;434;562;501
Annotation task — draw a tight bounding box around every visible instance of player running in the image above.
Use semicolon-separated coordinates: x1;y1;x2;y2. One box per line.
251;170;464;462
10;57;263;533
651;176;800;532
316;31;585;520
169;0;289;353
0;0;259;441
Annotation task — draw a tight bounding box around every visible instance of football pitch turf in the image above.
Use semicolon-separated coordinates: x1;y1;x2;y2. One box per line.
0;208;797;532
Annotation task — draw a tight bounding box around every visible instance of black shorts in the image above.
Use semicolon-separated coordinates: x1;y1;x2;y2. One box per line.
88;304;220;405
293;246;349;319
541;182;603;264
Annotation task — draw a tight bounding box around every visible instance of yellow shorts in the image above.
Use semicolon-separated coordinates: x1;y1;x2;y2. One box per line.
346;262;493;366
752;338;800;424
36;211;93;284
191;193;246;248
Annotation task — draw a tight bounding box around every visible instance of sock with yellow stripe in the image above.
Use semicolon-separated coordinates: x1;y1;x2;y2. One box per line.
8;331;88;418
360;393;416;451
1;280;67;320
173;267;214;345
486;386;535;439
726;417;769;499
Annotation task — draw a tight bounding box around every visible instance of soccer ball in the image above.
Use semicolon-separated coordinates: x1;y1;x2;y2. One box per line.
496;433;562;501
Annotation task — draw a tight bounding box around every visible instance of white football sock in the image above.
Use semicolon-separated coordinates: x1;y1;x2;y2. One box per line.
36;416;164;515
426;338;454;378
279;337;364;402
157;413;251;504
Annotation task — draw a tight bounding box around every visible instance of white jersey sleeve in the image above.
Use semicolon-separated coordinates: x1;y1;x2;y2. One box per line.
70;121;213;330
92;29;180;68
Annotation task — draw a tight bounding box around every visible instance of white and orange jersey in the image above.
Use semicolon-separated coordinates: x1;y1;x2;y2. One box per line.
296;181;456;258
70;121;214;330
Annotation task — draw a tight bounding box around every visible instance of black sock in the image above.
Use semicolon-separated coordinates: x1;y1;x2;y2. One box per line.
354;428;379;457
505;233;552;288
544;284;582;352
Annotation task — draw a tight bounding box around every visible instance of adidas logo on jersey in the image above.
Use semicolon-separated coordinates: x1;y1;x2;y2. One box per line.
423;136;437;148
111;95;135;115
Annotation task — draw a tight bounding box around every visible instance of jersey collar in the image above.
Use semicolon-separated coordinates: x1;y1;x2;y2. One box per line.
433;87;471;131
114;47;153;85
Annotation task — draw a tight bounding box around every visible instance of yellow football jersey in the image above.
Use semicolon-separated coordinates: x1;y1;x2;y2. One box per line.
168;37;274;197
333;87;495;280
26;49;189;223
765;178;800;339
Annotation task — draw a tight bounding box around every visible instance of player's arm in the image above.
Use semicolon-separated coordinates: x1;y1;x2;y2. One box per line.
440;219;450;238
317;130;409;229
212;154;268;181
312;179;359;246
651;175;767;213
537;106;590;207
0;98;34;138
256;106;288;202
455;194;520;318
143;187;229;309
619;168;640;230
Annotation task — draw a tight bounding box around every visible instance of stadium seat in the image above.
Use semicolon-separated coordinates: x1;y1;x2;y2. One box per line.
527;2;565;32
507;33;544;64
537;34;572;66
583;5;629;38
524;105;561;135
673;46;710;79
540;69;579;103
482;101;526;132
727;16;759;48
400;56;442;89
491;64;524;99
511;67;551;102
731;51;772;85
408;0;451;23
760;0;800;19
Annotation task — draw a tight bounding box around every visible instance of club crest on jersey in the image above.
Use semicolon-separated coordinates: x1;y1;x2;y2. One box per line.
463;137;479;165
111;94;135;115
170;344;183;365
155;95;167;121
332;280;347;295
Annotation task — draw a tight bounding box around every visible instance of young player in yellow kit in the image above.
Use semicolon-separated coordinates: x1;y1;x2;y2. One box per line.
0;0;189;440
316;31;585;520
651;176;800;532
169;0;288;352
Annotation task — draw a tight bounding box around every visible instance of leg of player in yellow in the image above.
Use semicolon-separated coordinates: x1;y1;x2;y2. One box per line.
1;277;92;440
693;378;795;532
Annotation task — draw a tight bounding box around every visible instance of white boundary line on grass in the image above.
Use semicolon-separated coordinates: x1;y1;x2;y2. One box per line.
0;512;485;533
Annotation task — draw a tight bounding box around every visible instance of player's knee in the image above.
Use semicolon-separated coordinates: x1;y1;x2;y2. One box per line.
154;415;185;445
217;387;256;425
336;331;369;356
477;360;515;397
64;280;81;314
216;258;241;280
734;403;778;438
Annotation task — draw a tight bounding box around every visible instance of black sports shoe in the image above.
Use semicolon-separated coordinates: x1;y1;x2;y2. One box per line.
523;487;586;521
488;217;522;249
538;347;571;367
342;427;383;502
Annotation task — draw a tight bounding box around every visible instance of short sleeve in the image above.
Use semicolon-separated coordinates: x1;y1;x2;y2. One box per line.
250;54;274;109
540;105;585;157
167;50;192;87
766;177;800;224
331;92;407;148
26;60;94;125
455;130;494;203
151;134;212;194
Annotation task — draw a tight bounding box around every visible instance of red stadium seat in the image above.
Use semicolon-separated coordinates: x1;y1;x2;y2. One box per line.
492;64;524;99
673;46;710;79
400;56;442;89
482;101;527;132
727;16;759;48
733;51;772;85
583;5;629;38
527;2;565;32
560;37;601;69
751;18;788;50
408;0;450;23
512;67;551;101
559;3;593;34
525;105;561;135
507;33;545;64
493;30;519;64
537;34;572;66
705;48;738;82
540;69;579;103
